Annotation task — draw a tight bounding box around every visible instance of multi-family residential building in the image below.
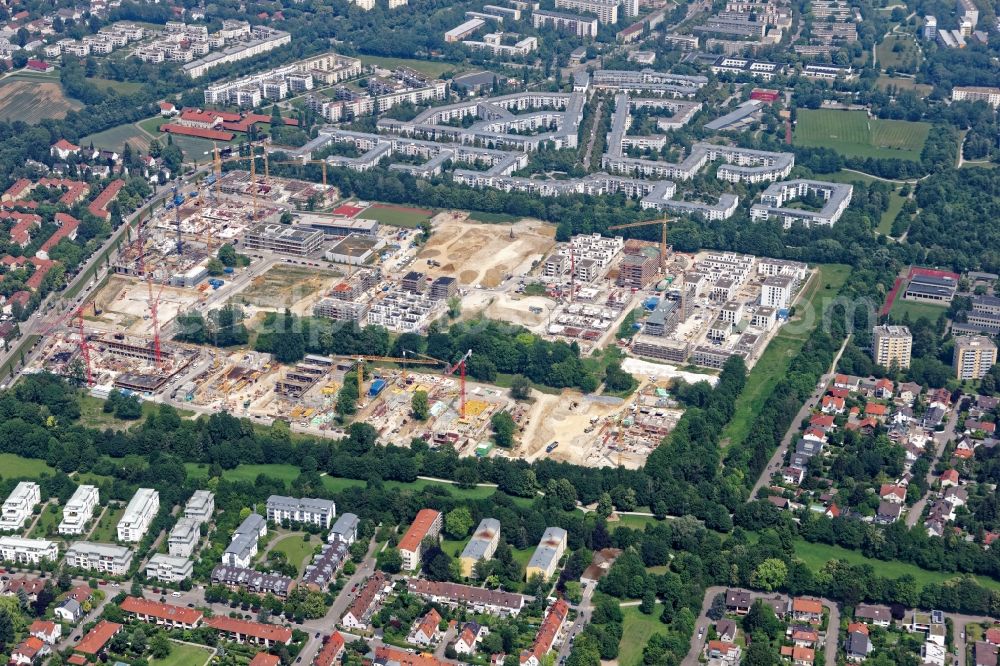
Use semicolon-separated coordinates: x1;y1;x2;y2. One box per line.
750;179;853;228
951;86;1000;108
182;26;291;78
0;537;59;564
873;325;912;369
120;597;203;629
266;495;336;528
0;482;41;531
145;553;193;583
526;527;568;581
211;565;295;598
760;275;793;309
223;513;267;568
954;336;998;380
399;509;443;570
243;223;324;257
168;518;201;558
117;488;159;542
184;490;215;524
328;513;360;545
65;542;133;575
407;579;526;615
531;9;599;37
58;485;99;535
459;519;501;577
554;0;622;24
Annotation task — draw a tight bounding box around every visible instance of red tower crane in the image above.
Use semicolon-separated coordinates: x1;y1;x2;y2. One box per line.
413;349;474;418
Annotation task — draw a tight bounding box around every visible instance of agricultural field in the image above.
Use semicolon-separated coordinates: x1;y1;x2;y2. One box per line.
794;109;931;161
360;55;463;78
0;77;83;123
81;122;151;154
361;203;436;228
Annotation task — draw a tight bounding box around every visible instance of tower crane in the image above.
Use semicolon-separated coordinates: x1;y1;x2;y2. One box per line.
608;215;674;275
271;159;334;203
39;304;94;387
212;143;268;221
332;354;444;401
411;349;473;418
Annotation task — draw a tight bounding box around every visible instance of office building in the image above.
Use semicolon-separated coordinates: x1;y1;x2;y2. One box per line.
243;223;324;256
399;509;443;570
0;482;41;531
145;554;193;582
459;519;501;577
873;325;912;369
526;527;568;580
0;536;59;564
954;336;997;380
117;488;159;542
266;496;336;528
65;542;133;575
59;485;99;536
168;517;201;558
184;490;215;524
224;513;267;568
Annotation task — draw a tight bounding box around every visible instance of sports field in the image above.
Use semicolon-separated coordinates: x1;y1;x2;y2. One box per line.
363;204;435;228
0;77;83;123
889;297;948;323
794;110;930;161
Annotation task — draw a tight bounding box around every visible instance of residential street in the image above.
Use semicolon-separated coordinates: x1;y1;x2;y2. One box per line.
905;405;961;527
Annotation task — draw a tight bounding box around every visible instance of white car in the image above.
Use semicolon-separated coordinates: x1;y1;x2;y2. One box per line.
171;592;182;598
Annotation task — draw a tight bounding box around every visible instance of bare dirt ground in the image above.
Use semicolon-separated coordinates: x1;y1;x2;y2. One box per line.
87;276;201;335
419;213;555;288
238;265;341;314
517;390;622;466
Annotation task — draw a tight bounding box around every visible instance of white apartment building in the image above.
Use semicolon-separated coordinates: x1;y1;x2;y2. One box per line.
951;86;1000;109
266;496;336;528
146;553;193;583
65;542;134;575
168;518;201;558
760;275;793;309
0;482;41;532
117;488;160;543
554;0;621;23
0;536;59;564
59;485;99;536
182;27;291;79
954;336;998;380
873;325;912;369
184;490;215;524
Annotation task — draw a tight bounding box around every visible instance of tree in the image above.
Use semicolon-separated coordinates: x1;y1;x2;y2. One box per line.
447;296;461;319
491;410;516;448
639;588;656;614
445;507;474;540
217;243;238;267
411;390;430;421
751;558;788;591
510;374;532;400
377;547;402;573
149;633;171;659
206;258;225;276
596;492;614;519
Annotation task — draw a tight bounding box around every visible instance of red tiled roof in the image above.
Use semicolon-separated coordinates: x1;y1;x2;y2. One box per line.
120;596;204;625
847;622;869;635
373;646;446;666
314;632;345;666
205;617;292;643
865;403;887;416
67;585;92;602
416;608;442;639
40;213;80;254
87;179;125;219
53;139;79;151
26;59;51;71
3;211;41;245
793;598;824;614
68;655;87;665
162;124;235;141
3;178;34;200
249;654;281;666
75;620;122;655
399;508;441;553
528;599;568;660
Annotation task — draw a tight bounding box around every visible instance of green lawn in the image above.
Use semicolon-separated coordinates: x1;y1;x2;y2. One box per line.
876;76;933;96
619;604;666;666
0;453;55;480
876;34;922;71
362;204;435;228
78;394;162;430
889;297;948;323
82;122;151;154
794;539;1000;591
185;463;303;483
136;115;232;162
360;55;463;78
151;641;213;666
721;264;851;448
268;533;319;574
90;505;125;543
878;188;906;235
794;110;931;162
467;211;523;224
28;504;62;539
820;170;885;185
609;513;660;531
85;77;143;94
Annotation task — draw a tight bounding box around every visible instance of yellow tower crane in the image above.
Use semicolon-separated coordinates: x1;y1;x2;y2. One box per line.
608;215;674;274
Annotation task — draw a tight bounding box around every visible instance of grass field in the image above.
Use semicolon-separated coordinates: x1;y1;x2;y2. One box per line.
876;34;922;71
269;533;319;574
90;505;125;542
721;264;852;448
794;110;930;162
794;540;1000;591
0;453;55;480
467;211;523;224
878;189;906;234
28;504;62;539
619;604;666;666
877;76;933;96
820;170;885;185
185;463;302;483
889;297;948;323
82;123;151;154
360;55;463;78
136;115;230;162
78;394;162;430
151;641;213;666
0;76;83;123
362;204;435;228
85;77;143;95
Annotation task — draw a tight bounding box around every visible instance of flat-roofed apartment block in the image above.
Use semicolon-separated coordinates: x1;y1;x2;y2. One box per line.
117;488;159;542
954;335;997;380
65;542;133;575
951;86;1000;108
554;0;620;23
526;527;568;580
146;553;193;582
313;298;370;322
645;300;680;337
632;336;690;363
266;495;336;529
0;482;41;531
460;518;501;577
430;276;458;300
329;513;360;545
750;179;853;228
617;254;657;288
243;223;324;256
873;325;912;369
760;275;793;309
399;509;443;570
184;490;215;524
168;517;202;558
59;485;99;535
0;536;59;564
531;10;599;37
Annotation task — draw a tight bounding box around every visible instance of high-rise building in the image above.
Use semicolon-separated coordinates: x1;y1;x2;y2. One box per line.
872;325;912;369
923;15;937;40
953;335;997;380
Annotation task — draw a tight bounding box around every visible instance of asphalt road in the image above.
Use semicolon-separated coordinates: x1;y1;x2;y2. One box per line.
905;405;961;527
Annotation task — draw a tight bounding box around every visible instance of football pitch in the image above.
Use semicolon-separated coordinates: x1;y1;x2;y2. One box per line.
794;109;930;161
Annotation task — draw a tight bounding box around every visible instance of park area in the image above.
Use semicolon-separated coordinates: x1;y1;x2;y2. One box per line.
360;55;462;78
794;109;930;161
619;604;666;666
0;74;83;123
